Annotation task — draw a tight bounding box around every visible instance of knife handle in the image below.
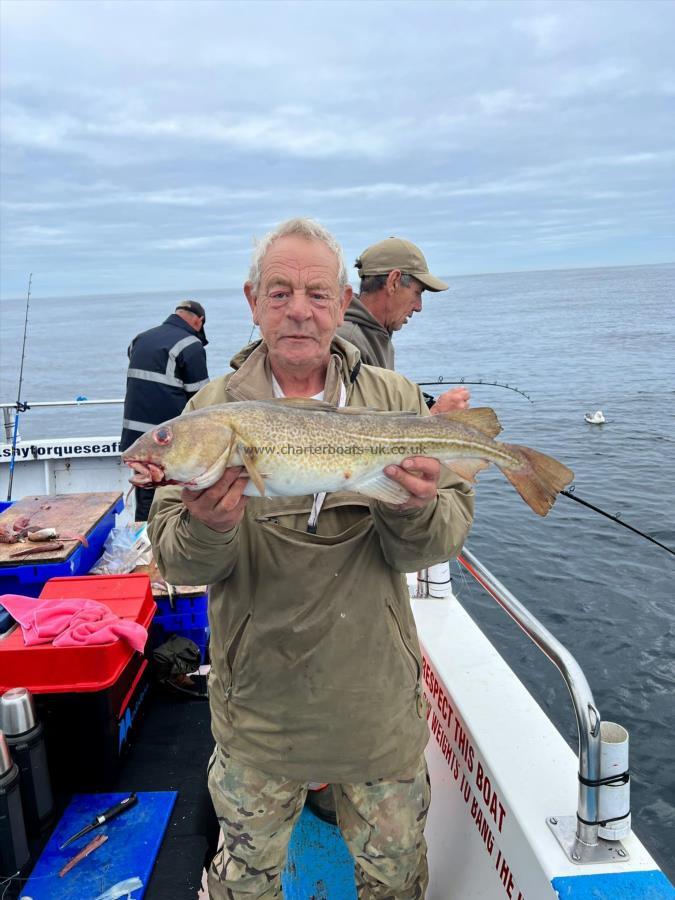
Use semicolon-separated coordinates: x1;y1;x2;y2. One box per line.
99;793;138;824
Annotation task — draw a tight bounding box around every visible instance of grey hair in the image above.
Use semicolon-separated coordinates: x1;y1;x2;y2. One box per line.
360;273;415;295
248;218;349;292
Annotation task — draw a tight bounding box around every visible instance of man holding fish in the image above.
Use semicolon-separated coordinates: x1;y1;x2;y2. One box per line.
134;218;571;899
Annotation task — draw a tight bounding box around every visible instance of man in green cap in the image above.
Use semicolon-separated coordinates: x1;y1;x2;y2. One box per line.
338;237;470;412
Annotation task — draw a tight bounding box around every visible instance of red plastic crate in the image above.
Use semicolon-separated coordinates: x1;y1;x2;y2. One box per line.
0;573;156;694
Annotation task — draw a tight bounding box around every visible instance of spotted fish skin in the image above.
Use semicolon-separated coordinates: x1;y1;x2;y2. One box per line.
122;400;573;516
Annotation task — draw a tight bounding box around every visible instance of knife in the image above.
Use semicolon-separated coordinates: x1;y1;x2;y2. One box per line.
59;793;138;850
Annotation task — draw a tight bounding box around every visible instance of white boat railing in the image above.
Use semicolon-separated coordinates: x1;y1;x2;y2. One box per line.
0;398;124;441
447;548;628;864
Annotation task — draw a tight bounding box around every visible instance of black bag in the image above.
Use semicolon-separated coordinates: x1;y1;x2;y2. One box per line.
152;635;202;682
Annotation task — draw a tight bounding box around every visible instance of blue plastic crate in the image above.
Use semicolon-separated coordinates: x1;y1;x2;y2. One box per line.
0;496;124;597
155;591;208;616
154;607;209;631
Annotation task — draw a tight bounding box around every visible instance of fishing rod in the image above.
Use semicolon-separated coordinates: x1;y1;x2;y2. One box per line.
418;377;534;403
7;274;32;502
561;487;674;557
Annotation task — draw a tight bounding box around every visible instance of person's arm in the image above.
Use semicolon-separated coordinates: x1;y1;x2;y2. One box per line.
178;342;210;397
147;467;247;586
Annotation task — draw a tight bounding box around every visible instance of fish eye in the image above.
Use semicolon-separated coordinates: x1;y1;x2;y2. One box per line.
153;426;173;446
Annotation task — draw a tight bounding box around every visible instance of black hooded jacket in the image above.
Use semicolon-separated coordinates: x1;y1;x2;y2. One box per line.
120;314;209;451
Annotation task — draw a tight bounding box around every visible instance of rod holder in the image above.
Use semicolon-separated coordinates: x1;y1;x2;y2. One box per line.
597;721;631;840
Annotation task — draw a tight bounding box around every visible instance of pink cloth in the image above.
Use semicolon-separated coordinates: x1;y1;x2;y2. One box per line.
1;594;147;653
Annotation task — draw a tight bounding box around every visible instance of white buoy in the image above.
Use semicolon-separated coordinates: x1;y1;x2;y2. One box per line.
598;721;631;840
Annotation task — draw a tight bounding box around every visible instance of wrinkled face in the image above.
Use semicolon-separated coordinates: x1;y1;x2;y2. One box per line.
386;276;424;332
244;235;352;374
122;412;234;490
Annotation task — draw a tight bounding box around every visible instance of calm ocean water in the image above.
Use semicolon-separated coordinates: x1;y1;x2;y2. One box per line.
1;262;674;877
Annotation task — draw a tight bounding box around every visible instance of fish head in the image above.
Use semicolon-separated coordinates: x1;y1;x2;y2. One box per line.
122;410;235;490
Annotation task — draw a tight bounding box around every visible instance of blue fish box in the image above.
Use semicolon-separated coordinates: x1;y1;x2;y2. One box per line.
150;591;210;662
0;493;123;597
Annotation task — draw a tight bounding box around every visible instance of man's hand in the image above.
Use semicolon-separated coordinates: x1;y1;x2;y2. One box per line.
181;466;249;533
384;457;441;511
430;386;470;414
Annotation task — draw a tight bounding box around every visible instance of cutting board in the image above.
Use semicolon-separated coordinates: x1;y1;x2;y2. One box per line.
0;492;122;565
20;791;177;899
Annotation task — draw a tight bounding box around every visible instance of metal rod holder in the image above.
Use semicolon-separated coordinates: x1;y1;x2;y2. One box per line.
457;548;628;860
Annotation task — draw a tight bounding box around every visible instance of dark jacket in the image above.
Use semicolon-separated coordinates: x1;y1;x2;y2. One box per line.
337;296;395;369
120;314;209;451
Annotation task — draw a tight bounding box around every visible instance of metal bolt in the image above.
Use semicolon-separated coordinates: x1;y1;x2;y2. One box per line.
618;849;627;858
549;817;558;825
572;852;581;861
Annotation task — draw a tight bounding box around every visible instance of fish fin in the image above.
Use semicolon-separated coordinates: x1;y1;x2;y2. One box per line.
239;445;267;496
443;459;491;484
435;407;502;438
499;443;574;516
351;471;412;505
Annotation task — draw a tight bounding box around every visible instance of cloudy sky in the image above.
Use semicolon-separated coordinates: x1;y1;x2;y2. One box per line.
1;0;673;299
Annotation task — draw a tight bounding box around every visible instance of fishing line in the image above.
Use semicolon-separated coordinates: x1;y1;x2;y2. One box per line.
7;274;32;502
418;377;534;403
561;487;674;556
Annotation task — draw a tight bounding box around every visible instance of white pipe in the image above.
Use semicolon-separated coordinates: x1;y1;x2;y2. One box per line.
598;722;631;840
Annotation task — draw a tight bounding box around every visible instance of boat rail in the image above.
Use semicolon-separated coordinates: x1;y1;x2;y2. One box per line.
0;398;124;441
442;548;628;863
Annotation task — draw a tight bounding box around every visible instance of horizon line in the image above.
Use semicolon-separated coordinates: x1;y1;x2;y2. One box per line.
0;259;673;304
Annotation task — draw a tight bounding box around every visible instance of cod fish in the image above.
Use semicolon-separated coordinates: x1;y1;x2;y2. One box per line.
122;400;574;516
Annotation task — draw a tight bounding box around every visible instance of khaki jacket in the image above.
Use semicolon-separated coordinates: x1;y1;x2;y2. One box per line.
337;296;395;369
148;337;473;782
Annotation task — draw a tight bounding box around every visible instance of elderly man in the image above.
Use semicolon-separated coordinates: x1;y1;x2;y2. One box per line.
148;219;474;899
338;237;471;413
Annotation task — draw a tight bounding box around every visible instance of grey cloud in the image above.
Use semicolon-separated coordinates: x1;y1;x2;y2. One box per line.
1;0;673;297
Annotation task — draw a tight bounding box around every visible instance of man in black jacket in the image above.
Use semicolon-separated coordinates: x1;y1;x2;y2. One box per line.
121;300;210;520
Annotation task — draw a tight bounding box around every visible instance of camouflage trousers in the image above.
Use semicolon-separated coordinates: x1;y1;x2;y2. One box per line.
207;745;431;899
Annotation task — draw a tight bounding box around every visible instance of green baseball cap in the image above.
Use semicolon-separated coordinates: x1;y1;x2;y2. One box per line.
354;237;448;292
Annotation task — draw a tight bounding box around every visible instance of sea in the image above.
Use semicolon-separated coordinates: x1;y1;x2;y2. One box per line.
1;262;674;879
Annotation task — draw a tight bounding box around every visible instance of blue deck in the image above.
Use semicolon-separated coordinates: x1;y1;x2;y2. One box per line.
552;871;675;899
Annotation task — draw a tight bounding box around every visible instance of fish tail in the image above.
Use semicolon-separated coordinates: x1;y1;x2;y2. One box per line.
499;443;574;516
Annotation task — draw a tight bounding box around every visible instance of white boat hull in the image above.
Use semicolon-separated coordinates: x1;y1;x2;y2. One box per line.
414;592;667;898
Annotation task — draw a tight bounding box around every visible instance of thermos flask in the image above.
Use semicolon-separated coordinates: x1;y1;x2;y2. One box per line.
0;688;54;835
0;729;30;876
